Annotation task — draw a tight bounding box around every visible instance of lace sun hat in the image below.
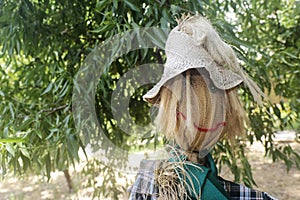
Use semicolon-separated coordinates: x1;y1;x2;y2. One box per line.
143;15;263;104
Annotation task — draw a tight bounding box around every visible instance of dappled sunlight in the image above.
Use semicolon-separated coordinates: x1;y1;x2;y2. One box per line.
0;141;299;199
41;190;54;199
22;186;34;192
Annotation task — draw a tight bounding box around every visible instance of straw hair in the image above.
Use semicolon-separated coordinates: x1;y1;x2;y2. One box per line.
222;87;248;139
155;145;202;200
156;161;190;200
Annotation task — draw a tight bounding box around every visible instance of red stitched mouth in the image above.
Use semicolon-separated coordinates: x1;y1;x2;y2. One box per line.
176;111;226;133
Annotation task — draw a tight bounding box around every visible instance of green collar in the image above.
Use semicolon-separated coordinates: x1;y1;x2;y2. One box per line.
169;153;230;200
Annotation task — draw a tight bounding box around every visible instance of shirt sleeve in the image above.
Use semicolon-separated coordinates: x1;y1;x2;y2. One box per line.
218;177;278;200
127;160;159;200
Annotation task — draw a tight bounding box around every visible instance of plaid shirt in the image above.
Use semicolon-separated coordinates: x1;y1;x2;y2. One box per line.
128;159;277;200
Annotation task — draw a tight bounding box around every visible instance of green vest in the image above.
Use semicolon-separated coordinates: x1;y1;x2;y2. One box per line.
169;154;230;200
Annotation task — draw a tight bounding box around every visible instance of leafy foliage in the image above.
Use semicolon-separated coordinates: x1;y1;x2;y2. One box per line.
0;0;299;198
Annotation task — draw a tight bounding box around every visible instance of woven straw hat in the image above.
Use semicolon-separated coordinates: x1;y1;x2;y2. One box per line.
143;15;263;104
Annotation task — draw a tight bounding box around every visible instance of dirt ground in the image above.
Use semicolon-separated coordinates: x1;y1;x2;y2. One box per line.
0;141;299;200
220;141;300;200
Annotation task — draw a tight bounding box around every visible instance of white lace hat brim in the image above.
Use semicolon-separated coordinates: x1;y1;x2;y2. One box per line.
143;62;243;104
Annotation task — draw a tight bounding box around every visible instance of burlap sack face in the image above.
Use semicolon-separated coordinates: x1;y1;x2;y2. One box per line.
156;69;226;160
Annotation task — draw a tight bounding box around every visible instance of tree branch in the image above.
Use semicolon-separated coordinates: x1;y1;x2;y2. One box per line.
41;105;69;115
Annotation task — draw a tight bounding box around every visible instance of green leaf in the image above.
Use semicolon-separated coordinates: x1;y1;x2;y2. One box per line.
20;148;30;158
5;144;15;157
55;147;65;171
16;40;20;54
16;118;34;131
281;51;298;59
96;0;109;12
45;153;51;181
274;105;281;118
0;138;25;143
8;102;15;120
3;127;9;138
113;0;118;9
124;0;140;12
53;78;64;93
23;0;34;12
1;153;7;176
281;57;296;67
67;133;80;161
90;24;115;33
58;81;69;98
144;29;168;49
35;131;43;139
41;82;53;95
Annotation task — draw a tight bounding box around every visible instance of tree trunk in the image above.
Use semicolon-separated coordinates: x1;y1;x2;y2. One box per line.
63;169;73;193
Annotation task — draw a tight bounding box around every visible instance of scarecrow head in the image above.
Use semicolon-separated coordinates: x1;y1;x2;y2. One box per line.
143;14;263;162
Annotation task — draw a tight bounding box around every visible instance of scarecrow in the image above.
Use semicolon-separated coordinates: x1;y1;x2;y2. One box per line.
128;14;277;200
